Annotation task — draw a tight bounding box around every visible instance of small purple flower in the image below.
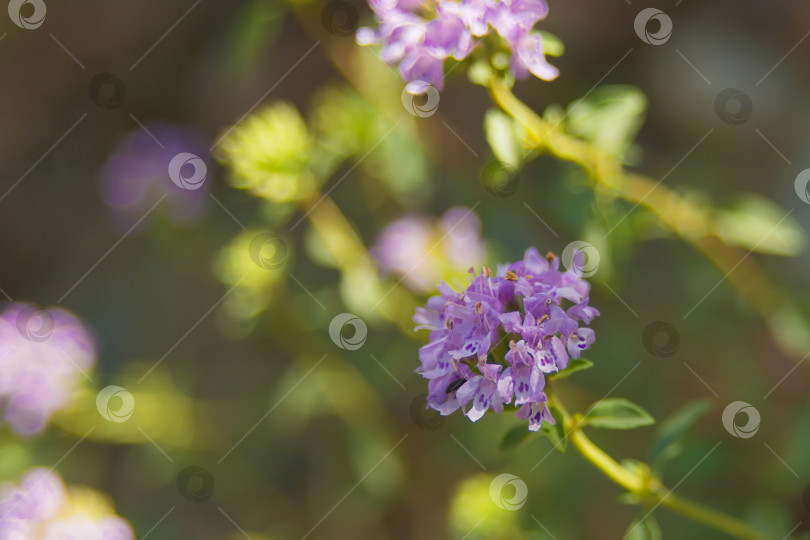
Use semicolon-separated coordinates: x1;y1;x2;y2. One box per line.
372;206;486;293
413;247;600;430
0;468;134;540
0;303;96;436
357;0;558;91
100;122;210;231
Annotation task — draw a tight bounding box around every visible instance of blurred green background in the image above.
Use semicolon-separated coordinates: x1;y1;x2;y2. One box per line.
1;0;810;538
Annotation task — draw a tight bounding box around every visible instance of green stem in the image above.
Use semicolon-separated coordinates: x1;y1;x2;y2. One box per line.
485;76;810;365
552;397;771;540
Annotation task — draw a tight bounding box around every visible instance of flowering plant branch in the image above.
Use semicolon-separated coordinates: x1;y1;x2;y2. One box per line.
483;75;807;365
549;390;771;540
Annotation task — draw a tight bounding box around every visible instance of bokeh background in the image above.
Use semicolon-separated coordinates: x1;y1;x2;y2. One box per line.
2;0;810;538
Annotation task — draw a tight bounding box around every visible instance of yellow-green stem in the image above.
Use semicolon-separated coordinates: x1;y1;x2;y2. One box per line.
486;76;809;364
552;396;771;540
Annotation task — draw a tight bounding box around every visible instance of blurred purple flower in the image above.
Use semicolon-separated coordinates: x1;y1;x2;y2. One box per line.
0;303;96;436
357;0;558;91
100;123;210;229
0;468;133;540
413;247;599;430
372;206;486;293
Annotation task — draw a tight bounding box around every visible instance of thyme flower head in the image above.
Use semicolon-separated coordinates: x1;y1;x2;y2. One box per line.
357;0;559;93
414;247;599;430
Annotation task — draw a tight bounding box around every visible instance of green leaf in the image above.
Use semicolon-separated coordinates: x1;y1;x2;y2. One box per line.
549;358;593;380
583;398;655;430
564;85;647;163
539;30;565;57
484;109;522;169
625;516;662;540
712;193;805;256
500;425;533;451
651;400;710;469
540;404;567;452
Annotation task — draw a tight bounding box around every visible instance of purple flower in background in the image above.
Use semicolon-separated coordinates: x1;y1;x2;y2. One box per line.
0;303;96;436
413;247;599;430
372;206;486;293
357;0;558;91
100;122;210;230
0;468;134;540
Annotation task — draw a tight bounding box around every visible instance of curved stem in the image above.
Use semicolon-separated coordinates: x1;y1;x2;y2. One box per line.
486;77;810;364
551;396;771;540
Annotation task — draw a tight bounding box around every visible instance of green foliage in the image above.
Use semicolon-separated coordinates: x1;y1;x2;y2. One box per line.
624;515;662;540
541;404;567;452
539;31;565;57
564;85;647;164
651;400;710;471
218;102;315;203
712;193;805;256
548;358;593;380
484;108;525;169
583;398;655;430
500;424;534;451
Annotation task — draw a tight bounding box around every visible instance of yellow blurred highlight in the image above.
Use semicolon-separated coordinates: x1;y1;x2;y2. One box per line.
217;102;316;203
450;474;525;540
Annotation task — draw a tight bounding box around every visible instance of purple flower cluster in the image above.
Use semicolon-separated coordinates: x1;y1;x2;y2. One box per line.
413;248;599;430
0;468;133;539
100;122;209;230
0;303;96;436
357;0;558;92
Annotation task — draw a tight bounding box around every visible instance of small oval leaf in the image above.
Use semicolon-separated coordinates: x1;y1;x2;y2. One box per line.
584;398;655;430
